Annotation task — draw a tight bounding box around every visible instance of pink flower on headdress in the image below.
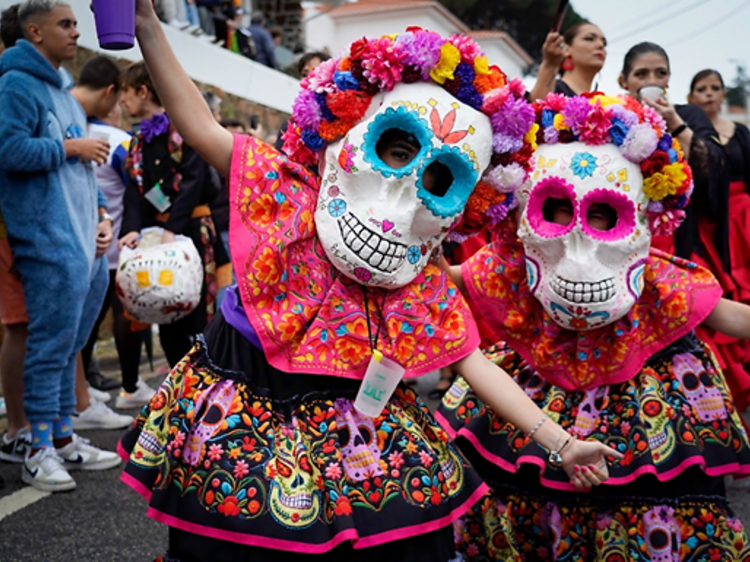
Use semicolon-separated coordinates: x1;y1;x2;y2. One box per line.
649;209;685;236
561;96;590;135
481;88;510;115
580;102;612;145
543;93;567;112
506;78;526;97
304;58;339;93
448;33;482;63
361;37;407;91
620;123;658;163
491;95;535;139
641;105;667;134
397;30;443;81
282;125;317;167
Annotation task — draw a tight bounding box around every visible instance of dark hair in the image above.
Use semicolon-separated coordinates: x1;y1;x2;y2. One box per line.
297;51;330;75
621;42;670;81
563;21;593;46
78;56;121;91
269;27;282;40
121;61;161;106
220;118;246;131
1;3;22;47
690;69;724;93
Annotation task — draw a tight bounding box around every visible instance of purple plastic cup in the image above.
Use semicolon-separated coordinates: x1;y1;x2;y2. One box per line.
92;0;135;50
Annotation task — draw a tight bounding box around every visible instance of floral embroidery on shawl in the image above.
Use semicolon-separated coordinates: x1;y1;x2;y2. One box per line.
229;135;479;379
462;232;722;390
126;119;184;194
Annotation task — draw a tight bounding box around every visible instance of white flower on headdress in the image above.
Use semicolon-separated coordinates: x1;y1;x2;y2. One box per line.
620;123;658;163
483;162;527;193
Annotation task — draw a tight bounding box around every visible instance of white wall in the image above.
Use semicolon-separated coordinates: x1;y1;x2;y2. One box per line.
0;0;300;113
303;5;529;79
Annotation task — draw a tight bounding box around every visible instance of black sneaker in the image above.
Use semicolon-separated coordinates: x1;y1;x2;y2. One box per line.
0;428;31;463
87;370;121;391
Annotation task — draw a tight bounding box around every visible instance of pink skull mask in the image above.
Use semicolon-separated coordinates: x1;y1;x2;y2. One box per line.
517;142;651;330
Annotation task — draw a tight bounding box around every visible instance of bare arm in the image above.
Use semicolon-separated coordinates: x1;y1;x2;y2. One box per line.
454;349;623;487
133;0;233;176
704;298;750;339
528;32;565;103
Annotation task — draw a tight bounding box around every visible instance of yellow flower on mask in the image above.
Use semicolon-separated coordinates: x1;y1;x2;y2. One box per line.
643;163;687;201
430;43;461;84
473;55;490;76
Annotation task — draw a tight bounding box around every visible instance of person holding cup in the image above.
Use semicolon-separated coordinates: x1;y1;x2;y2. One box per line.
116;1;620;558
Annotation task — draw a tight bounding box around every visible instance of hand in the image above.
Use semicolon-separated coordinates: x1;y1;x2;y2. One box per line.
119;231;141;250
430;252;451;273
134;0;159;30
540;31;566;68
642;97;681;131
95;219;113;257
161;229;176;244
561;439;624;490
64;138;110;164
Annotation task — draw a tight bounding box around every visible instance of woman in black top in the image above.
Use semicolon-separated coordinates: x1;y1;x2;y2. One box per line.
689;68;750;412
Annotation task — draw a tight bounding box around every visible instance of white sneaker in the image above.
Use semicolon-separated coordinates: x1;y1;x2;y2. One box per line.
0;427;32;463
73;399;133;430
22;447;76;492
115;379;156;410
87;385;112;404
56;434;121;471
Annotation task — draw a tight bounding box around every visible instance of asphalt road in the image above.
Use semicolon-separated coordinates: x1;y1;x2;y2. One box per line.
1;355;749;561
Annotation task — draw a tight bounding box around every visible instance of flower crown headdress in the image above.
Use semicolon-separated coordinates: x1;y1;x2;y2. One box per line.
282;27;538;241
528;92;693;235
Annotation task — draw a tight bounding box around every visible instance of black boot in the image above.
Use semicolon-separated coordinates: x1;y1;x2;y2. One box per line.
86;359;121;391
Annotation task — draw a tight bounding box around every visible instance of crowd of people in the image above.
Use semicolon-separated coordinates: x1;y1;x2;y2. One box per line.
2;0;750;560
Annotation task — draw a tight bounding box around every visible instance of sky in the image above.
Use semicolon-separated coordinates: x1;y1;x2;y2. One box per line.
563;0;750;102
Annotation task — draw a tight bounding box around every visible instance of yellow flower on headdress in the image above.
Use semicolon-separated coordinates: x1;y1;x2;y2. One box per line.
473;55;491;76
524;123;539;151
589;94;621;107
643;162;688;201
553;114;569;131
430;43;461;84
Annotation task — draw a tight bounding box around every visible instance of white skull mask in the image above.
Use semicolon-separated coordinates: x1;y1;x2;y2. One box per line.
315;82;492;288
518;142;650;330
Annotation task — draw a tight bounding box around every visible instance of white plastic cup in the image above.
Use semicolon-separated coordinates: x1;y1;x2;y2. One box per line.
353;351;406;418
638;85;667;103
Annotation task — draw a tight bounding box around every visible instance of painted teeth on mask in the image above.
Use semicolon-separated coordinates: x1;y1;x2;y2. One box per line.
338;213;408;273
550;276;616;304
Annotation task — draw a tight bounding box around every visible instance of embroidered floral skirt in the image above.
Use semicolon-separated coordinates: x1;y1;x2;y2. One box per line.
119;312;487;561
435;333;750;561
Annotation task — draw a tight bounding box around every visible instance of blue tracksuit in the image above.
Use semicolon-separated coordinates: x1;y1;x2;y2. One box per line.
0;40;108;422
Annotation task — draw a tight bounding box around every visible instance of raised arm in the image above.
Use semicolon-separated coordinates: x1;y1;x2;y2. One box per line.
132;0;233;176
454;348;623;488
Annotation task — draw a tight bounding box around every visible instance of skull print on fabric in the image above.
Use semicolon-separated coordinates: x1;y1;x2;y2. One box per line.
184;380;237;466
672;352;727;422
316;83;493;289
518;142;650;330
335;399;384;481
643;505;681;562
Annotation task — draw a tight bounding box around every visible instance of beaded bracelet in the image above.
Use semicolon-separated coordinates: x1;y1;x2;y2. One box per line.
527;414;548;440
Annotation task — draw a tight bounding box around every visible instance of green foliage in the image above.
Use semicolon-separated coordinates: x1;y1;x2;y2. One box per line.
437;0;585;64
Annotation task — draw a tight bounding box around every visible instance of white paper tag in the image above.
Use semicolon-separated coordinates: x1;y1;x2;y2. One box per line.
354;350;406;418
144;183;172;213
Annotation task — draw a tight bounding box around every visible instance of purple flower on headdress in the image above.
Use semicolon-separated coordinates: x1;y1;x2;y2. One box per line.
544;126;559;144
658;134;673;153
647;200;665;213
333;71;360;91
301;128;325;151
491;95;535;139
561;96;590;135
492;133;523;154
457;84;483;111
487;201;510;223
292;89;321;130
397;30;443;81
610;104;638;128
454;62;475;84
447;230;468;243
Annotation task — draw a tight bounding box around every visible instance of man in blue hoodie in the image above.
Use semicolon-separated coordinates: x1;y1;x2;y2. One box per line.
0;0;121;492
